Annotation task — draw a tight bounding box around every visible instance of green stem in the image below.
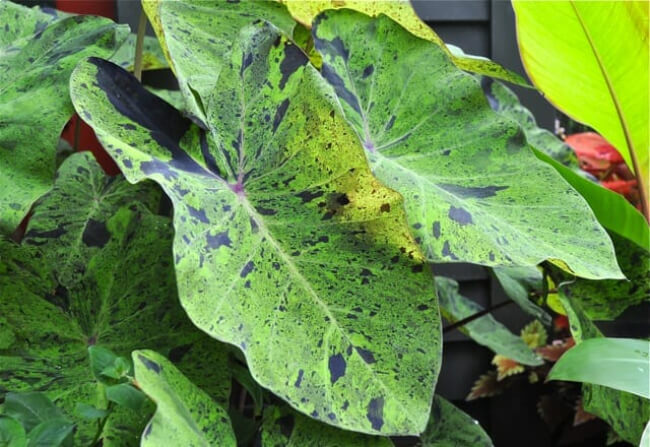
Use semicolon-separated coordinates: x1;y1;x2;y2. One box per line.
91;402;113;446
133;9;147;82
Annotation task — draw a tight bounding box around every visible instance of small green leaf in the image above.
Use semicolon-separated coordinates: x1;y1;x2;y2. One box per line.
548;338;650;399
89;346;120;383
0;416;27;447
105;384;147;411
261;405;392;446
2;393;65;433
492;267;551;326
312;9;622;279
420;396;493;447
101;357;132;380
73;404;107;421
25;419;74;447
436;277;543;366
0;1;128;233
133;350;236;447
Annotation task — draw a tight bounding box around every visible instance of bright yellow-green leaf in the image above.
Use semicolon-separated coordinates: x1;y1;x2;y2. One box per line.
513;1;650;207
281;0;529;86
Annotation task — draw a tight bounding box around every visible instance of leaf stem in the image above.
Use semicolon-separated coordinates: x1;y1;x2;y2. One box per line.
443;300;515;333
73;116;81;151
133;9;147;82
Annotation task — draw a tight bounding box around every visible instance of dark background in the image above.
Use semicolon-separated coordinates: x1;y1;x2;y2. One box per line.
15;0;647;445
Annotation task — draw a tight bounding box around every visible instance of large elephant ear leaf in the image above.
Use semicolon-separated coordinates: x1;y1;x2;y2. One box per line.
312;10;622;280
420;396;493;446
0;1;128;234
0;153;228;445
260;405;392;446
70;22;440;435
279;0;528;87
132;350;236;447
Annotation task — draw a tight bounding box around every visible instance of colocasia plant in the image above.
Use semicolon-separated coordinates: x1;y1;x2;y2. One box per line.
1;0;648;446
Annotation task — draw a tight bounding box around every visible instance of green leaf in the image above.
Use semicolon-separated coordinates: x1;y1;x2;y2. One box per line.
420;396;493;447
512;1;649;201
70;21;441;436
534;150;650;252
482;77;650;252
0;1;128;233
2;393;65;433
25;419;74;447
261;405;392;447
492;267;551;326
641;420;650;447
0;153;229;445
73;403;108;421
105;384;147;412
146;87;185;113
435;277;542;366
281;0;528;87
560;233;650;320
549;338;649;399
481;77;580;171
558;293;650;444
0;416;27;447
89;346;121;383
312;10;622;279
109;34;168;71
132;350;236;447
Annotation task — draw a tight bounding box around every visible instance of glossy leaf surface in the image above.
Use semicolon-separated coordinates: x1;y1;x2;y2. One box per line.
133;350;236;447
312;10;622;279
420;396;493;447
0;153;228;445
70;32;440;435
436;277;542;366
548;338;650;399
281;0;528;87
513;1;649;199
0;1;127;233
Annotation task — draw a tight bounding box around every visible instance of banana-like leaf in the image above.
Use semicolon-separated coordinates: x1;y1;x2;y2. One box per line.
70;26;440;437
481;77;580;171
0;1;128;234
548;338;649;399
109;34;168;71
279;0;528;87
560;233;649;320
133;350;236;447
420;396;493;447
436;277;542;366
483;77;650;252
0;153;229;445
312;10;622;279
558;293;650;444
492;267;551;326
260;405;392;446
512;1;649;205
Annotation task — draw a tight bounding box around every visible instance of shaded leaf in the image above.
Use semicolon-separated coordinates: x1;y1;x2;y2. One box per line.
0;416;27;447
133;350;236;447
70;20;441;435
105;384;147;412
281;0;528;87
536;338;575;363
436;277;542;366
312;10;622;279
491;356;524;381
573;397;596;427
0;154;229;445
548;338;650;399
466;371;506;401
560;232;650;320
558;293;650;444
260;405;392;447
0;1;128;233
2;393;65;433
493;266;551;325
109;34;167;71
74;403;108;421
420;396;493;446
513;1;649;200
25;419;73;447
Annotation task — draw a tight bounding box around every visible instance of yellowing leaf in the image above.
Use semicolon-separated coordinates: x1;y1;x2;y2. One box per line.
492;355;525;381
520;320;547;349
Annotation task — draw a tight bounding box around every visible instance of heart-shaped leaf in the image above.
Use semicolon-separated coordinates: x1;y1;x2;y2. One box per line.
0;1;128;233
312;10;622;279
0;153;229;445
133;350;236;447
70;23;440;435
436;277;542;366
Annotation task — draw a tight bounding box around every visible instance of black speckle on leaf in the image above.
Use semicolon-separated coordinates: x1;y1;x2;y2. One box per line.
432;221;441;239
438;183;508;198
321;64;362;115
328;353;346;384
336;194;350;206
294;369;304;388
355;347;376;364
296;189;325;203
279;43;308;90
255;205;277;216
366;397;384;431
362;64;374;78
187;205;210;223
448;206;473;225
442;241;459;260
380;203;390;213
82;219;110;247
138;355;161;374
206;230;232;249
272;98;290;133
240;261;255;278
